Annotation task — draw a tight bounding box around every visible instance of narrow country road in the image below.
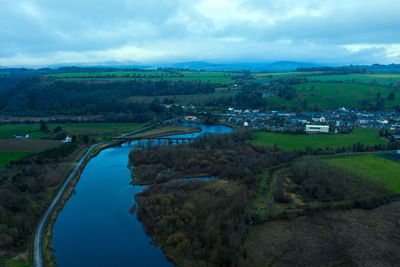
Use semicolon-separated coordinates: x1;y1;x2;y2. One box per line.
33;142;103;267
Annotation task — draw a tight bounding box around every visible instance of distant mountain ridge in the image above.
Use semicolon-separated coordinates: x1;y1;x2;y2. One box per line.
154;61;323;72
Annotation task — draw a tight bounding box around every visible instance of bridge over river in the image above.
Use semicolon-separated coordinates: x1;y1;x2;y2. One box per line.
111;136;197;145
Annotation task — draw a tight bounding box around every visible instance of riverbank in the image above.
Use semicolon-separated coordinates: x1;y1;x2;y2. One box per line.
41;141;117;266
48;122;233;266
37;120;190;266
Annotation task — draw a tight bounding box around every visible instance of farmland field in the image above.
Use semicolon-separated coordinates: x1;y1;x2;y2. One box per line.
0;139;61;152
0;123;144;165
267;82;400;109
328;154;400;193
0;124;47;139
0;151;34;166
46;70;239;84
0;123;144;139
254;71;323;82
307;74;400;86
252;128;386;151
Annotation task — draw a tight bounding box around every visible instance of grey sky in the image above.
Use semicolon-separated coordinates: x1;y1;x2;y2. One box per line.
1;0;400;67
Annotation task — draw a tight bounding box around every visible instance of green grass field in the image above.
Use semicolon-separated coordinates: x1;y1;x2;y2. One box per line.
252;128;387;151
0;151;34;166
328;154;400;193
46;70;239;84
307;74;400;86
267;82;400;109
254;71;323;82
0;125;47;139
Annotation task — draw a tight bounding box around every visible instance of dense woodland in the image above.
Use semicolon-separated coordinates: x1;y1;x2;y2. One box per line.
0;77;214;119
0;140;89;254
130;132;298;265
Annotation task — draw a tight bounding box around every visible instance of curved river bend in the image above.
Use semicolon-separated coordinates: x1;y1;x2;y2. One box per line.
52;122;233;266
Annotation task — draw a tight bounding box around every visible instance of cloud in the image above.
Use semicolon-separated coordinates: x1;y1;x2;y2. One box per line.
1;0;400;66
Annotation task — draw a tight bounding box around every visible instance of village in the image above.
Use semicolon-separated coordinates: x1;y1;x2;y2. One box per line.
219;108;400;135
179;106;400;137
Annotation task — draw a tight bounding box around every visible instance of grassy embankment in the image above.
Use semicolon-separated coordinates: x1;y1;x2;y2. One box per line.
128;125;201;138
0;123;143;166
252;128;386;151
266;82;400;109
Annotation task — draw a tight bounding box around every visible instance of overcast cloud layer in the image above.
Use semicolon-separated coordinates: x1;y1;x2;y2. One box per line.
1;0;400;67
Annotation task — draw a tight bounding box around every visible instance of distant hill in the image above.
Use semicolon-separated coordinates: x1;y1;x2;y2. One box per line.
153;61;323;72
48;60;150;69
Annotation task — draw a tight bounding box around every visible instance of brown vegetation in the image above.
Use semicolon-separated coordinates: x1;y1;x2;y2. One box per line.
130;132;299;265
245;201;400;266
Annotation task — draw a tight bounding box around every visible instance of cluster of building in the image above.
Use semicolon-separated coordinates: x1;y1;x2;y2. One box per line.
220;108;400;134
13;133;72;143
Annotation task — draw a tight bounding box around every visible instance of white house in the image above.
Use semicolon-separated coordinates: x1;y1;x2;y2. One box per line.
305;125;329;134
244;121;249;127
62;136;72;143
14;134;29;139
312;116;326;123
377;119;388;124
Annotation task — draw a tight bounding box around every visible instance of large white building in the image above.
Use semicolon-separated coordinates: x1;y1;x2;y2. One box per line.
305;125;329;134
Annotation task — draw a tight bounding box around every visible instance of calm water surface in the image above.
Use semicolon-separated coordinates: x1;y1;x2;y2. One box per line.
52;122;232;266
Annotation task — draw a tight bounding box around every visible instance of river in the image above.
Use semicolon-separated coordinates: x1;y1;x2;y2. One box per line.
52;122;233;266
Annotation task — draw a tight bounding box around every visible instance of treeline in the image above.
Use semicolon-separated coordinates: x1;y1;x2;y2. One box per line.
45;80;215;96
130;132;298;265
297;66;369;74
300;141;400;155
0;78;213;118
